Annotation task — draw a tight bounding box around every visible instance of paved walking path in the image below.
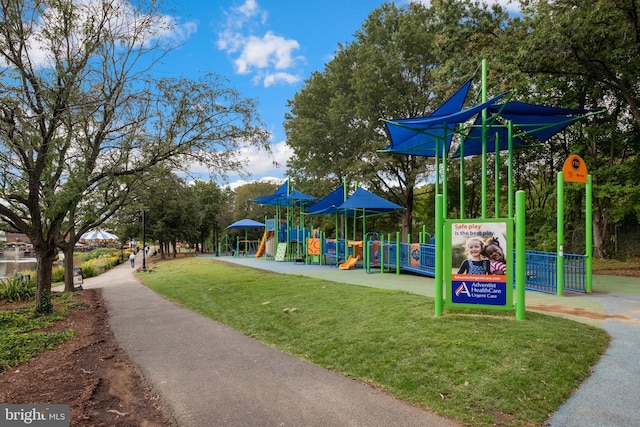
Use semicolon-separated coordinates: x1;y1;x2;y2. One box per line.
73;252;640;426
75;253;461;427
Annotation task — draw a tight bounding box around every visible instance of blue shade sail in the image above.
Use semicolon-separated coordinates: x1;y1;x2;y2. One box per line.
305;186;345;215
430;78;473;117
337;187;404;214
226;219;265;229
253;182;316;207
452;115;528;158
381;92;510;157
455;102;593;157
253;181;289;205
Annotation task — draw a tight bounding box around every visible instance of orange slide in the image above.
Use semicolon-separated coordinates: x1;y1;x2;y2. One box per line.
339;255;361;270
256;230;268;257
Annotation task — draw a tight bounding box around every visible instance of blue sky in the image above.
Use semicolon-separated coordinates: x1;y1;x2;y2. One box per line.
158;0;516;188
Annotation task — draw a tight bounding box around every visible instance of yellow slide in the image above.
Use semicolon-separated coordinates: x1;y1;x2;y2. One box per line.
256;230;267;257
339;255;361;270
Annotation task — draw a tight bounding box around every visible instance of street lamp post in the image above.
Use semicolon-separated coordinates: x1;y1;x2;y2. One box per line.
142;209;146;271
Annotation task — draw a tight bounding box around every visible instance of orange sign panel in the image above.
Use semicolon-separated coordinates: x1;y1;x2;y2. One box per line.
563;154;588;183
307;238;321;255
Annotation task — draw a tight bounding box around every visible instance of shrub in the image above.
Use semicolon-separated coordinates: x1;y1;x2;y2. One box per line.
80;248;120;262
79;263;98;278
52;266;65;283
0;275;36;302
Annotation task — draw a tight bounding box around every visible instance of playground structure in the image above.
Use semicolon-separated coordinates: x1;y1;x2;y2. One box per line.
221;60;600;320
222;218;265;257
245;173;589;300
381;59;601;318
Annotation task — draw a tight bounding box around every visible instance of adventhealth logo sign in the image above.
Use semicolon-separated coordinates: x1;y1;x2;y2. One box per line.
1;405;69;426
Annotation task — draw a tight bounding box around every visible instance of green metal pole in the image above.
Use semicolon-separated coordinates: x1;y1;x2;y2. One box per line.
495;132;500;218
365;234;369;272
508;121;514;218
557;172;564;296
460;140;465;219
586;174;593;293
515;190;526;320
481;59;488;219
362;213;366;265
443;130;448;219
434;194;444;317
396;231;401;275
388;233;392;270
334;213;339;268
380;237;385;274
435;136;440;195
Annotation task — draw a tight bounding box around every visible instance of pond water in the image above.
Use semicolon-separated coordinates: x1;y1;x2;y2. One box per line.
0;248;38;279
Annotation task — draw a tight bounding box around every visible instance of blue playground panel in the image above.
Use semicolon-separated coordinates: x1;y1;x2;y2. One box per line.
322;239;349;265
288;227;312;242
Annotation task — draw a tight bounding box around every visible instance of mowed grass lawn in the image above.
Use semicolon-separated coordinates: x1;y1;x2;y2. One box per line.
140;258;609;427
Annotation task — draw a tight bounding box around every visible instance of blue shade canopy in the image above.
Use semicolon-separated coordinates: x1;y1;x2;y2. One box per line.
253;182;316;206
430;78;473;117
253;181;289;205
288;190;317;206
337;187;404;214
226;219;265;229
381;92;509;157
452;115;528;158
455;102;594;157
305;186;345;215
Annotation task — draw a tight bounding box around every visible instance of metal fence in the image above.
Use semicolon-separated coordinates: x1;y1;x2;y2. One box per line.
364;240;586;294
520;250;586;293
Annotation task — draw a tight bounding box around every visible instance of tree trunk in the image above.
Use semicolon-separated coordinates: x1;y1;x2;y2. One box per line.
592;206;609;258
63;245;76;292
401;210;412;243
402;185;415;242
34;244;58;314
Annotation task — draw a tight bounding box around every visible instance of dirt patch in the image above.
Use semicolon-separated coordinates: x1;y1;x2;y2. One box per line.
0;289;175;427
594;268;640;277
528;303;636;322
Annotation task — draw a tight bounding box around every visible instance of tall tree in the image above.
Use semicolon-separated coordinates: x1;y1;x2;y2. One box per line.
191;180;226;253
0;0;269;312
509;0;640;257
285;1;513;239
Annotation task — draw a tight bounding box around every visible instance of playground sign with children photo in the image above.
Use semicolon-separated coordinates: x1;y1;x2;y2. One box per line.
444;219;513;310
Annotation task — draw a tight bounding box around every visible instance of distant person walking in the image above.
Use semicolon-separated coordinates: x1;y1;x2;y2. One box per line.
129;252;135;268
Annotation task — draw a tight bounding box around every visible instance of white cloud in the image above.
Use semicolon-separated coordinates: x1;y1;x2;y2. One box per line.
234;139;291;177
234;32;300;74
225;176;284;191
238;0;257;15
217;1;303;86
270;140;294;169
264;71;301;87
